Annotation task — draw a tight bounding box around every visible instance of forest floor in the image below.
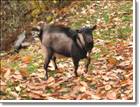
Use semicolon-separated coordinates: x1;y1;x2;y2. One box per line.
0;1;134;100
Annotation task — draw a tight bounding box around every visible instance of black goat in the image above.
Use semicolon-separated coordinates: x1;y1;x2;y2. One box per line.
32;22;96;79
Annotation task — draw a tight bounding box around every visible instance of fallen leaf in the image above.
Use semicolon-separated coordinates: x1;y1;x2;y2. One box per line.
11;54;20;61
80;81;88;87
27;83;46;91
70;86;80;97
20;68;29;78
79;86;86;92
121;94;128;100
115;56;124;61
22;56;32;64
0;80;7;92
44;77;55;87
11;74;22;80
47;97;58;100
4;68;11;79
15;86;21;92
91;94;101;100
27;90;45;99
86;76;93;81
107;57;117;65
120;79;133;86
105;84;112;91
0;67;7;75
47;77;55;83
77;93;89;100
117;63;133;70
58;94;71;99
102;75;109;81
106;91;117;100
10;92;19;99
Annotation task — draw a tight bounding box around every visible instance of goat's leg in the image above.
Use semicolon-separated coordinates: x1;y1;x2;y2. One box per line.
52;56;58;70
44;48;53;79
72;58;80;77
85;52;91;73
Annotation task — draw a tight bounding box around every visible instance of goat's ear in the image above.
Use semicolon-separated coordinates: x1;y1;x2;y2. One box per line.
91;25;97;30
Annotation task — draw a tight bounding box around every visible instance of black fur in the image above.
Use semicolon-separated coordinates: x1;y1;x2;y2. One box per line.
32;23;96;79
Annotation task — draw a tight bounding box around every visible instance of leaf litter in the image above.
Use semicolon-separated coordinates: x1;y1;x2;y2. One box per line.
0;1;133;100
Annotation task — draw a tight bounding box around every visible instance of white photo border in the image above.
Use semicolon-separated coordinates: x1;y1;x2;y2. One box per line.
0;0;136;104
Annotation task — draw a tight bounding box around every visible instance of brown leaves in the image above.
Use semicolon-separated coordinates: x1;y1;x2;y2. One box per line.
21;77;55;99
11;71;23;80
0;80;7;92
106;91;117;100
1;1;133;101
0;39;133;101
22;56;32;64
107;57;118;65
3;68;11;79
105;84;112;91
46;77;55;87
20;68;30;78
12;54;20;61
117;60;133;70
27;91;47;99
9;92;19;99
